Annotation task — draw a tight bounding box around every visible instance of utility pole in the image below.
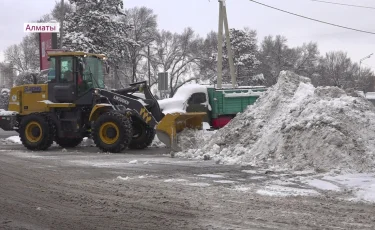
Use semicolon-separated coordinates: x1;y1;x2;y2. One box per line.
148;45;151;85
217;0;236;89
217;0;224;89
359;53;373;91
223;3;236;88
359;53;373;78
59;0;64;49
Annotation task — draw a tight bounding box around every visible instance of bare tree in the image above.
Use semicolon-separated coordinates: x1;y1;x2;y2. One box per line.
123;7;158;83
152;28;201;97
0;63;15;88
315;51;357;88
196;31;218;83
293;42;320;78
4;34;39;73
257;35;297;86
356;66;374;93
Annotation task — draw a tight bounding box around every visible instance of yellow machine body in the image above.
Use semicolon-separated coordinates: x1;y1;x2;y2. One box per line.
8;84;75;115
89;104;113;121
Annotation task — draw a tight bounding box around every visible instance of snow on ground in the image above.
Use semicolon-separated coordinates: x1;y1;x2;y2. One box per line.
197;174;225;178
0;109;18;116
116;176;130;181
150;135;166;148
320;173;375;202
291;172;375;203
304;178;341;191
5;136;21;144
176;71;375;173
256;185;320;197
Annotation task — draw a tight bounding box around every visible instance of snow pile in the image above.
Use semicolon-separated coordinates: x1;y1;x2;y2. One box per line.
81;137;95;147
5;136;21;144
158;84;210;114
174;129;217;158
0;109;18;116
150;136;166;148
176;71;375;172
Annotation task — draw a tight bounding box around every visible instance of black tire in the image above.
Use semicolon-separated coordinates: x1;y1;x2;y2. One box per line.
55;137;83;148
92;111;132;153
128;119;155;150
19;113;54;151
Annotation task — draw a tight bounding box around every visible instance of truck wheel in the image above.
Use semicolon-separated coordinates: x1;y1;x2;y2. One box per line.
92;111;132;153
19;113;54;151
128;120;155;149
55;137;83;148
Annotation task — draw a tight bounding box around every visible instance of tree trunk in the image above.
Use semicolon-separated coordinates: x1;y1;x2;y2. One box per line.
132;59;137;83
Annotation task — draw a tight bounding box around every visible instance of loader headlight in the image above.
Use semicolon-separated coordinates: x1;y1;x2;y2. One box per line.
94;89;100;95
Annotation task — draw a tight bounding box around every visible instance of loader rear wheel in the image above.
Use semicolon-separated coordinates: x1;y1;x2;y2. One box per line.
19;113;54;151
55;137;83;148
92;111;132;153
128;120;155;150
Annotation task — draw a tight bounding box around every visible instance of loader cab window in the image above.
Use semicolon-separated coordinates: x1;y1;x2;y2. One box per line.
60;57;74;83
47;57;56;82
188;93;207;105
82;56;105;89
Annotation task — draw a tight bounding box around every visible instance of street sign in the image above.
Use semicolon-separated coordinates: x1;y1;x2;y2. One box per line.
158;72;168;90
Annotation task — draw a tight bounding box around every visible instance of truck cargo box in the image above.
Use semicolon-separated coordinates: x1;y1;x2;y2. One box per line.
207;87;266;119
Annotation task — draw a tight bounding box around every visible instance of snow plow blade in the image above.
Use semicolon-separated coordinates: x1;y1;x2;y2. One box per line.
156;112;207;151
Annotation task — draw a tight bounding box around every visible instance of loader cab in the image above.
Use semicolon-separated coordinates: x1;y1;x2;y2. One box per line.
46;51;107;104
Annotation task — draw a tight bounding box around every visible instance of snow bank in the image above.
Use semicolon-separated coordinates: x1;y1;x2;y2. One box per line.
150;135;166;148
176;71;375;173
0;109;18;116
174;129;217;158
158;84;209;114
5;136;21;144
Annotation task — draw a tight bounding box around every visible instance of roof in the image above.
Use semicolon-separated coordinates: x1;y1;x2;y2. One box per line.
47;50;107;59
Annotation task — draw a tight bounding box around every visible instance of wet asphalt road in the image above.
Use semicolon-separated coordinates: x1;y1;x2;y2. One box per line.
0;129;17;139
0;142;375;229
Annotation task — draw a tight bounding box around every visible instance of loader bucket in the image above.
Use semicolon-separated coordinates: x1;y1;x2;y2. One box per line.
156;112;207;151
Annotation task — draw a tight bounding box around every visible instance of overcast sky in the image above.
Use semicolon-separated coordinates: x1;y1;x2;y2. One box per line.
0;0;374;69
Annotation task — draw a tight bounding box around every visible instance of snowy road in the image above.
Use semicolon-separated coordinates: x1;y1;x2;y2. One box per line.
0;144;375;229
0;129;17;139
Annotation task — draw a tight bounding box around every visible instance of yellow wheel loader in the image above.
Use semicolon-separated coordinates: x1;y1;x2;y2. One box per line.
0;50;205;153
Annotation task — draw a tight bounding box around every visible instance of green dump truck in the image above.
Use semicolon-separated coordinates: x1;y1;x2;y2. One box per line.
158;84;267;129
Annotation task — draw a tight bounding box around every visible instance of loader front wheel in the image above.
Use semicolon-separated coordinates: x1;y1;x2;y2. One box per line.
128;120;155;150
92;111;132;153
19;113;54;151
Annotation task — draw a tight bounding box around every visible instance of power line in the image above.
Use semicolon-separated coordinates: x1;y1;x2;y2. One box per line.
248;0;375;35
310;0;375;10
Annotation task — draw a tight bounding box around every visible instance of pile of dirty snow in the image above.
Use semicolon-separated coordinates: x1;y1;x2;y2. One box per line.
174;129;216;155
176;71;375;173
